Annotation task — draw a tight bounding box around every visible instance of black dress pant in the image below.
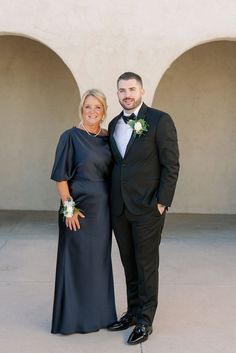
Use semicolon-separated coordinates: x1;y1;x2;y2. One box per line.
112;207;166;325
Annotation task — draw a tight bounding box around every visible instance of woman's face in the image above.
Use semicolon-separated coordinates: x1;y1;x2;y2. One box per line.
82;95;104;127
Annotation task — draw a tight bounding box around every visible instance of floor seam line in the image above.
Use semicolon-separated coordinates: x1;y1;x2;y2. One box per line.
0;239;9;252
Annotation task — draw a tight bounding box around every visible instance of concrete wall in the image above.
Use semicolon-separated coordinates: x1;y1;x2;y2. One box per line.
154;41;236;213
1;0;236;112
0;36;80;210
0;0;236;212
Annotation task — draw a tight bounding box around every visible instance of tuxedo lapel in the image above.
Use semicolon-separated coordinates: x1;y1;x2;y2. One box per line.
110;113;123;161
124;103;149;158
123;131;135;158
136;102;148;122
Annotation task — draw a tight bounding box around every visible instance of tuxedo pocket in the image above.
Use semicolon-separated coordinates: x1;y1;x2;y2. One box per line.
153;204;161;216
154;204;166;217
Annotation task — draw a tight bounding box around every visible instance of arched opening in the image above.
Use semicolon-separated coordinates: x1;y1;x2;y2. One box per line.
153;40;236;214
0;35;80;210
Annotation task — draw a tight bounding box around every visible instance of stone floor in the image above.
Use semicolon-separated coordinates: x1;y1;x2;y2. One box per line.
0;211;236;353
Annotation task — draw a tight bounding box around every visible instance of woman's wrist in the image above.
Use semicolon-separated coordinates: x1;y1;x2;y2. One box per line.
60;197;78;218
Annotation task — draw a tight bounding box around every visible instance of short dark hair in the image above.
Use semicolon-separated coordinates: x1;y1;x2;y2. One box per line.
117;72;143;88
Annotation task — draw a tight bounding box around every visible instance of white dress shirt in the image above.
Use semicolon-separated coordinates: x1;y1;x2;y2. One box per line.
113;103;143;158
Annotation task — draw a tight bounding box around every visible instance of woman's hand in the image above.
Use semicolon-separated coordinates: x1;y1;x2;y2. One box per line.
65;209;85;231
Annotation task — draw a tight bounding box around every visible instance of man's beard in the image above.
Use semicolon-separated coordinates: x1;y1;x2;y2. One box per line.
119;97;142;112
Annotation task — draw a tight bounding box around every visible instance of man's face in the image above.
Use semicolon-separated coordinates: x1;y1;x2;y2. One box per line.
117;79;144;112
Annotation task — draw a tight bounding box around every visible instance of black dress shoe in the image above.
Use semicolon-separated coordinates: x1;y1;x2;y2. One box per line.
107;313;137;331
127;323;153;345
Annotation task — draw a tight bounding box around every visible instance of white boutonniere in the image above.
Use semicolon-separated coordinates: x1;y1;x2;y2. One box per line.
128;118;149;137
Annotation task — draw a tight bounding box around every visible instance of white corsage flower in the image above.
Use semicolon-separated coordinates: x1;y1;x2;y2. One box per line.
60;197;79;218
128;118;149;137
65;205;74;217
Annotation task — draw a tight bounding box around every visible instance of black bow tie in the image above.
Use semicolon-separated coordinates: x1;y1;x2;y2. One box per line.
122;113;136;124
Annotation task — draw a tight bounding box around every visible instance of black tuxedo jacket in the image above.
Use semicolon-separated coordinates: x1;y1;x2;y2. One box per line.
108;103;180;216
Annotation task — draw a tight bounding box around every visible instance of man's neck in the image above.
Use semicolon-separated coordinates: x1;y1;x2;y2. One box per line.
124;102;143;116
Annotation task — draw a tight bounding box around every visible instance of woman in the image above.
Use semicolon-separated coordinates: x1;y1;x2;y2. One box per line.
51;89;117;334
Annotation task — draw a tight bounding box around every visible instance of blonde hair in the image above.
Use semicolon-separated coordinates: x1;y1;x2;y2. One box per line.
79;89;107;121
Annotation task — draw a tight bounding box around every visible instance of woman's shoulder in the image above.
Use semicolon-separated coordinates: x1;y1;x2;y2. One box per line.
60;127;77;138
57;127;78;145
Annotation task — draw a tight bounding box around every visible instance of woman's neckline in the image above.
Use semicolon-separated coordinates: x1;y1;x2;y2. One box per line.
73;126;108;137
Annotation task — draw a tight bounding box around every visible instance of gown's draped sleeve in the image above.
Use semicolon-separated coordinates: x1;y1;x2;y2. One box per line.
51;131;75;181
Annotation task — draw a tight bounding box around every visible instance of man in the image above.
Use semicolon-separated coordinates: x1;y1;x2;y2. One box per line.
107;72;179;345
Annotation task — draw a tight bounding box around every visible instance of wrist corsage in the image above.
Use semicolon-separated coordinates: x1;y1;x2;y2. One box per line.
128;118;149;137
60;197;79;218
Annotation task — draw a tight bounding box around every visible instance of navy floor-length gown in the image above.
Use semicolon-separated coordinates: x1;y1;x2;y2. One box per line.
51;127;117;334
